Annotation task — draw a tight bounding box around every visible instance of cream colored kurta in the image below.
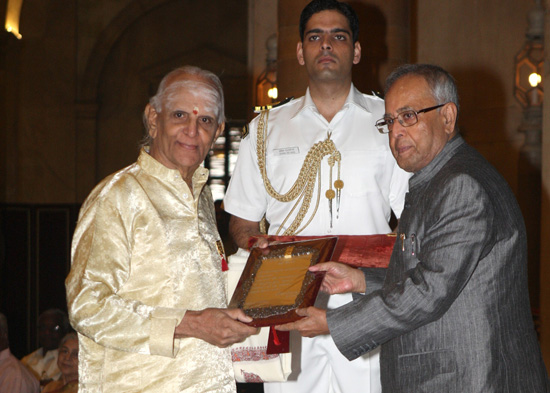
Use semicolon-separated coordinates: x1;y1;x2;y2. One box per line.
66;149;234;393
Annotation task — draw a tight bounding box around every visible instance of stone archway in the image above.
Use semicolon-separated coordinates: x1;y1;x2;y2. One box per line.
75;0;248;199
75;0;174;200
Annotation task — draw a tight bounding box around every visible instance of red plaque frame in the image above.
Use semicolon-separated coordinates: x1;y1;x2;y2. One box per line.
229;237;337;327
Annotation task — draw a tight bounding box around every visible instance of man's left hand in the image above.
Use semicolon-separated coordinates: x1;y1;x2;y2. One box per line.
275;307;329;337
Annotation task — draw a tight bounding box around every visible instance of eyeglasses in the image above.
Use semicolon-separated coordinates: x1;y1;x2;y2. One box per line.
375;103;447;134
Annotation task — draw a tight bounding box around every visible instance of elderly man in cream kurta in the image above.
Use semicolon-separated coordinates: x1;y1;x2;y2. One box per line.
66;66;257;393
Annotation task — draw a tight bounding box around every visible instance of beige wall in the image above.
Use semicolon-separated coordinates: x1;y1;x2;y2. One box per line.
2;1;77;203
414;0;532;193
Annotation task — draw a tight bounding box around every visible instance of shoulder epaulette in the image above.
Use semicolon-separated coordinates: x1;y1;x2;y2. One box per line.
241;124;249;139
253;96;294;113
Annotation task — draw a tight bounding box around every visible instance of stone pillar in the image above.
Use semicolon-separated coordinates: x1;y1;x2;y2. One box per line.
0;30;21;202
277;0;309;100
540;0;550;375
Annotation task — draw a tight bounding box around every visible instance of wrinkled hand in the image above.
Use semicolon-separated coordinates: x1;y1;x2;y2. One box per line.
275;307;328;337
309;262;366;294
175;308;259;348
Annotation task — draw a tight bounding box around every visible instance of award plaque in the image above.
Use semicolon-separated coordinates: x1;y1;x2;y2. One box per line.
229;237;337;327
252;234;396;268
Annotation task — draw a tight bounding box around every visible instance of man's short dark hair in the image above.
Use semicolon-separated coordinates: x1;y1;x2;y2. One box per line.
299;0;359;43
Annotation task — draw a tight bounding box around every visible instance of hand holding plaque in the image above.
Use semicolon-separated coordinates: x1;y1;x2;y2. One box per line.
228;237;337;327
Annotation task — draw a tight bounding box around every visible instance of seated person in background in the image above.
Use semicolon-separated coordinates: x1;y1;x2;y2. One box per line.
42;333;78;393
22;309;69;386
0;312;40;393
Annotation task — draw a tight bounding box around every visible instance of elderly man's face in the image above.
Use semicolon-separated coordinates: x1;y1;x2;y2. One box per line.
386;75;456;173
146;74;224;182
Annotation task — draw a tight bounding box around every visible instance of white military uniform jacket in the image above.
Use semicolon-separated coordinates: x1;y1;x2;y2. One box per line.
224;85;410;393
224;85;409;237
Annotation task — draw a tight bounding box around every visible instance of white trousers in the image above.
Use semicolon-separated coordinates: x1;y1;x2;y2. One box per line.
264;293;381;393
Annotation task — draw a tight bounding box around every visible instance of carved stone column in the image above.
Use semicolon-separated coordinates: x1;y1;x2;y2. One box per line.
0;30;22;202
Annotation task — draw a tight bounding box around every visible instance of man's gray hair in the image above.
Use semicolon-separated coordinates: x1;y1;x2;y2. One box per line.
384;64;460;116
141;65;225;147
59;332;78;348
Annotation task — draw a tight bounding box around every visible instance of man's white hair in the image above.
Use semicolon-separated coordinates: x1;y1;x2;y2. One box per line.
141;66;225;147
